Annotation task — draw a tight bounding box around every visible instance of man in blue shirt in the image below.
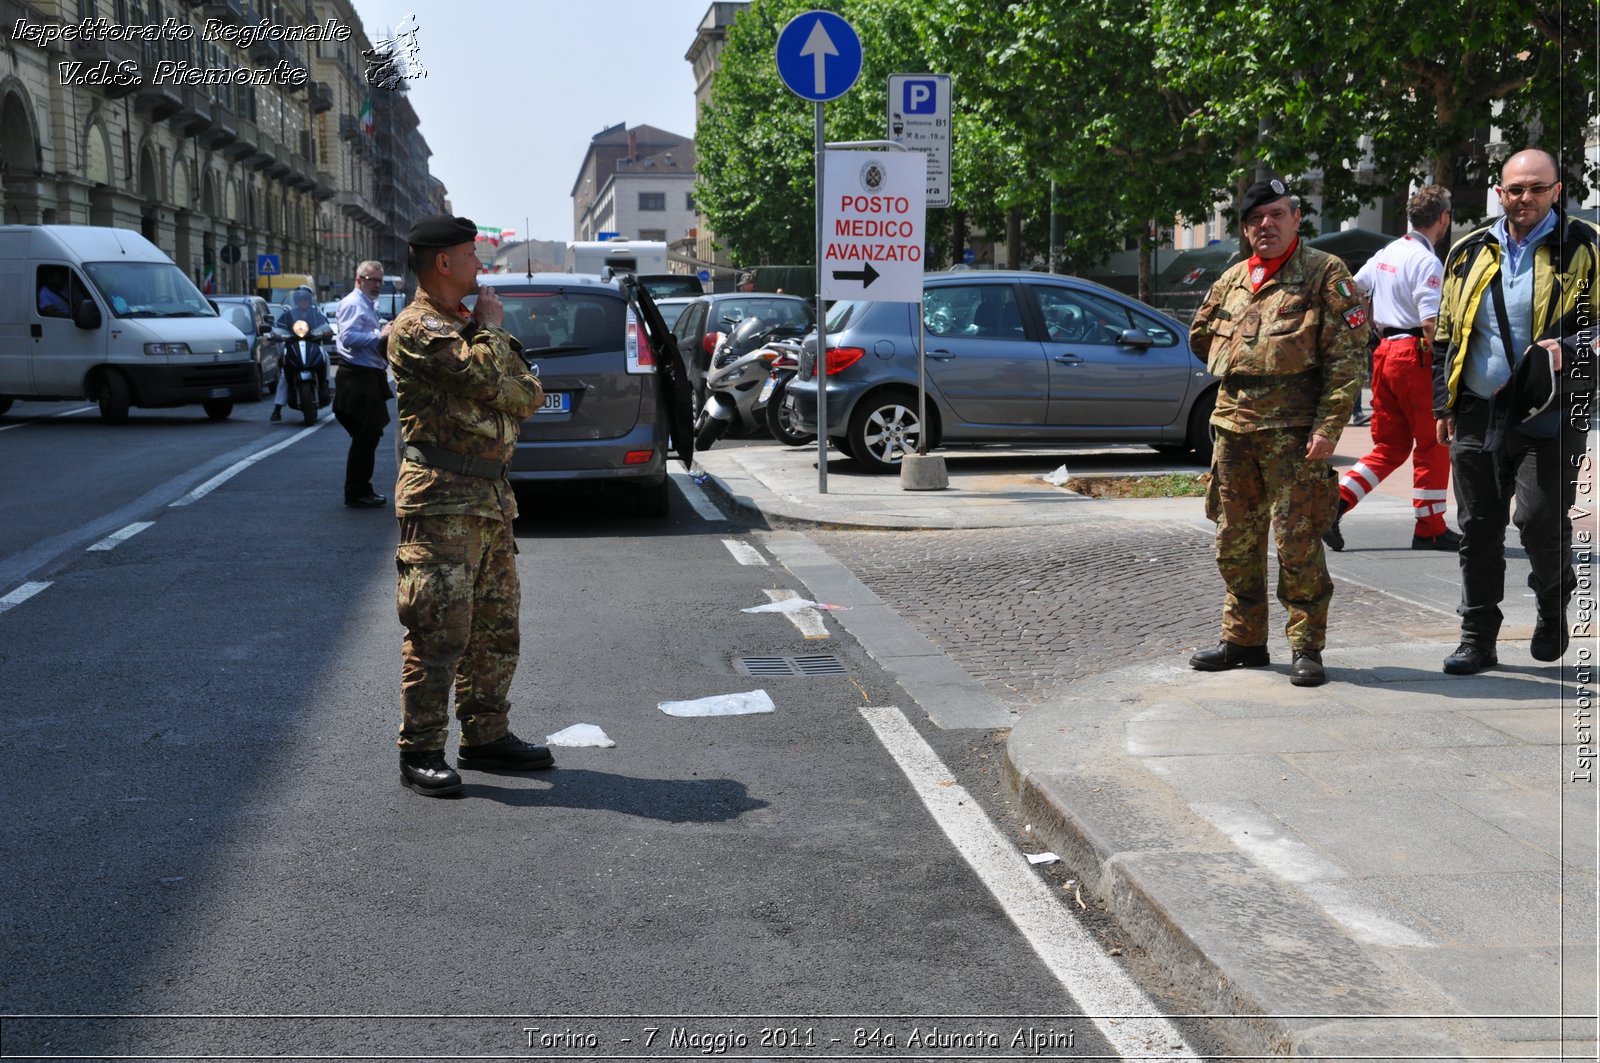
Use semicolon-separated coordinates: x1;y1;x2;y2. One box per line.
1432;148;1600;673
333;260;395;508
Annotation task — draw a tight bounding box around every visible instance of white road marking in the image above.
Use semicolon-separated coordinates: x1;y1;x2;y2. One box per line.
721;538;768;566
861;706;1201;1060
0;405;95;433
671;466;725;521
86;522;156;552
0;581;52;614
762;587;829;640
169;419;329;506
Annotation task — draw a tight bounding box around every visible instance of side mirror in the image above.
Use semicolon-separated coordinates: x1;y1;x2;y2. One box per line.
1117;328;1154;350
258;323;274;336
73;299;102;330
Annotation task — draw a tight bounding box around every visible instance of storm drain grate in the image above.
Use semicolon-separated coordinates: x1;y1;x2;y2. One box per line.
733;655;847;677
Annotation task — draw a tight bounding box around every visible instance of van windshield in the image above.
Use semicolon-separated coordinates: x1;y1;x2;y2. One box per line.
82;262;215;319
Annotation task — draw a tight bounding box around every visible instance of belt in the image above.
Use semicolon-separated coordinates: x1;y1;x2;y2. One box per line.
1380;328;1422;338
403;443;509;480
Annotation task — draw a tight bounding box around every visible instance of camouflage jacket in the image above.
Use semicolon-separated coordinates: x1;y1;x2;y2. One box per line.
1190;242;1367;440
390;285;543;520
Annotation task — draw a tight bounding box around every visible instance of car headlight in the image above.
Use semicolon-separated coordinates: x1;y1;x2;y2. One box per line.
143;343;193;356
235;339;249;352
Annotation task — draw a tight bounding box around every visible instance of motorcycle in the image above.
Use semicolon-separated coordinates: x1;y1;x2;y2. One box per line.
693;315;808;451
276;318;332;426
753;336;814;447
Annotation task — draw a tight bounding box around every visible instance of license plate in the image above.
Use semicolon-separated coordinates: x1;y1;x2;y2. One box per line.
209;387;230;398
535;391;571;415
757;377;776;404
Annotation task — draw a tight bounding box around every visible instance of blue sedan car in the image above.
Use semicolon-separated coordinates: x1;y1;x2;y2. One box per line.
786;270;1218;472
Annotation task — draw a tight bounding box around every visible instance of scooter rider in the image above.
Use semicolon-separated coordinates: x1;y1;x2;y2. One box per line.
271;286;330;422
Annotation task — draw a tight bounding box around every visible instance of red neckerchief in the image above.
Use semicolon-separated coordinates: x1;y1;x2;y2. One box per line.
1247;237;1299;292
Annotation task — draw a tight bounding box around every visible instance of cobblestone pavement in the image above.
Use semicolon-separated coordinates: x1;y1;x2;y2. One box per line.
815;522;1459;707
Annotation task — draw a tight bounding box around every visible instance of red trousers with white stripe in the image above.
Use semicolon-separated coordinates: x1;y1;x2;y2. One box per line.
1337;336;1452;536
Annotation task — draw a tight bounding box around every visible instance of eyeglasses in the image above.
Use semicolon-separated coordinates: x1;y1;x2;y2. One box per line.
1500;183;1555;199
358;275;382;282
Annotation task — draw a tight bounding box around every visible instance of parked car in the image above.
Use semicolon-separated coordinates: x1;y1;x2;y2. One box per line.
651;296;696;333
669;292;816;380
210;294;283;400
785;271;1217;473
466;273;674;516
639;274;704;299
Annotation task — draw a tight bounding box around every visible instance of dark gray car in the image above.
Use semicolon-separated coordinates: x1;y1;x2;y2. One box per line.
209;294;282;400
786;271;1217;472
471;274;673;516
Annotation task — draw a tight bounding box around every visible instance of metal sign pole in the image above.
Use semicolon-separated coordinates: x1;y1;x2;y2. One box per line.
815;100;828;494
917;292;927;454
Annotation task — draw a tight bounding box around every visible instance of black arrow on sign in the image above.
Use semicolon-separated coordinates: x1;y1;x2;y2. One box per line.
831;261;880;288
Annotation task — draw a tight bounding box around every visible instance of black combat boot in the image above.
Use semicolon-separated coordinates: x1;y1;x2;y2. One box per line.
457;732;556;771
1531;612;1569;662
1412;528;1463;551
1289;649;1326;687
400;749;463;797
1442;641;1498;675
1189;641;1271;671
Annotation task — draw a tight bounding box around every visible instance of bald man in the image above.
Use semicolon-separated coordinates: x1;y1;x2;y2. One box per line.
1433;148;1600;674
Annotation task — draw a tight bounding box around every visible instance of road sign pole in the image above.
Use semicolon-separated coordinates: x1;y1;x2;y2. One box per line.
814;100;828;495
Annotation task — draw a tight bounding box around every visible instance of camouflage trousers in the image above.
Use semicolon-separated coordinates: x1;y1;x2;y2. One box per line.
1205;426;1340;650
395;513;520;751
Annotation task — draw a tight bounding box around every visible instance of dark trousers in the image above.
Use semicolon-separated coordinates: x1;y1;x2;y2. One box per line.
332;365;392;501
1450;394;1583;644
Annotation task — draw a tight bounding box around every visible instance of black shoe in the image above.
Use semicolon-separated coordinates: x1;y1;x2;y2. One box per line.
400;750;464;797
1531;612;1569;662
1322;499;1350;552
1289;649;1326;687
269;406;282;422
1443;641;1498;675
1350;411;1371;426
345;493;387;508
1189;641;1271;671
1412;528;1463;551
457;732;555;771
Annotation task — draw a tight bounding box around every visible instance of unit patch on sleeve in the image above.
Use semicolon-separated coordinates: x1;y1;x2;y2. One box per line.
1343;305;1368;330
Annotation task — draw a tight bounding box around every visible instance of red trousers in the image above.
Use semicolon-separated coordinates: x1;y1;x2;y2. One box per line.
1337;336;1451;536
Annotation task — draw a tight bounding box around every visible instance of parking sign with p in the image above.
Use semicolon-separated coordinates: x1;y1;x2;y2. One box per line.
903;79;937;114
887;74;951;209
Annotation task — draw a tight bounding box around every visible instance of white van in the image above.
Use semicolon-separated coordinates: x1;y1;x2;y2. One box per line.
0;225;254;423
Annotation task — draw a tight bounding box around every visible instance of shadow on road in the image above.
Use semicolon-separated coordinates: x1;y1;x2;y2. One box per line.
465;768;769;822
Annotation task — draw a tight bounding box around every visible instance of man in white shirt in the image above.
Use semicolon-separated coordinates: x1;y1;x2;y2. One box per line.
1324;185;1461;552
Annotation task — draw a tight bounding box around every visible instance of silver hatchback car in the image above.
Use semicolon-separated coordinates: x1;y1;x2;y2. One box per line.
470;274;674;516
786;271;1218;472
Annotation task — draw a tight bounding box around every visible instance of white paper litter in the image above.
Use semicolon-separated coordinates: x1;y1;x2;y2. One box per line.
1027;852;1061;865
741;598;846;614
1041;464;1070;486
658;690;776;718
545;723;616;748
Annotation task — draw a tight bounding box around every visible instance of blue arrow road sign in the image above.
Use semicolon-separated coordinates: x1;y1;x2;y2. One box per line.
256;254;281;276
775;10;861;102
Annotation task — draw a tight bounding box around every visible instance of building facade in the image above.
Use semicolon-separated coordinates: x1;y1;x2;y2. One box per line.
0;0;440;298
570;123;696;247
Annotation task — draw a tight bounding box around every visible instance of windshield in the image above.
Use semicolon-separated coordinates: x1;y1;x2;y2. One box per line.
470;290;625;356
825;299;867;332
82;261;216;319
718;298;814;329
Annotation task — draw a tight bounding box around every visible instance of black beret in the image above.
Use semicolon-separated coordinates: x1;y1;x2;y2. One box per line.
407;214;477;249
1238;177;1290;219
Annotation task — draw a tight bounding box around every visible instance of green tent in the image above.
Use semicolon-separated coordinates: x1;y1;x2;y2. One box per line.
1307;228;1395;275
1156;244;1243;294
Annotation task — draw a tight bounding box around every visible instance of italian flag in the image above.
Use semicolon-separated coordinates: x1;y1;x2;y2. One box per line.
202;264;215;294
359;96;374;137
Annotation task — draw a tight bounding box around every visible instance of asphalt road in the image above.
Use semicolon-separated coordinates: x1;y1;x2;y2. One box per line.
0;400;1219;1061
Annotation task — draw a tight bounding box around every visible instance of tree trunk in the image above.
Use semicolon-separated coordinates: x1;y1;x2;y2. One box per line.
1137;227;1154;304
951;211;966;269
1006;207;1022;270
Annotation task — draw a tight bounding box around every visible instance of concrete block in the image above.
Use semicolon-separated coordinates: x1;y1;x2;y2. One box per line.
899;452;949;491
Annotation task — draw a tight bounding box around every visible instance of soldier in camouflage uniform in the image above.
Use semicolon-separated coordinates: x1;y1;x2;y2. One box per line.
389;214;553;797
1188;179;1369;687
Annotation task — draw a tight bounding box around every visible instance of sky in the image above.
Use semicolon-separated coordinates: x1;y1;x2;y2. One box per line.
349;0;709;245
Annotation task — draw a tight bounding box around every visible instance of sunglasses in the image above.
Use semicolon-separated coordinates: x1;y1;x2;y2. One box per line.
1500;183;1555;199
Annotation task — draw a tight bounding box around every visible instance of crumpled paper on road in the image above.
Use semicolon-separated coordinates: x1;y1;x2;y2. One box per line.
658;690;776;717
1041;465;1071;486
546;723;616;748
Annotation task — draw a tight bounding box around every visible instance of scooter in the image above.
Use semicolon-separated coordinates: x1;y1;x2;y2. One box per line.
694;315;808;451
753;337;814;447
277;319;332;426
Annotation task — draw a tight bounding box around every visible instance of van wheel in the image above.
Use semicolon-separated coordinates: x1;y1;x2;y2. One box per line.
203;399;234;421
97;372;131;425
0;397;12;416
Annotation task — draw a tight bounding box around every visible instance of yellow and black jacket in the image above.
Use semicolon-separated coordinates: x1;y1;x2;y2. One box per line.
1432;211;1600;436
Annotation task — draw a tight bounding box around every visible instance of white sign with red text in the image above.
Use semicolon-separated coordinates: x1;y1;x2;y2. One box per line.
821;150;927;303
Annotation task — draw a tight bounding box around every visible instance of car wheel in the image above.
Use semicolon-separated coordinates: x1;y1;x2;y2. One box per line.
635;477;670;518
97;372;131;425
828;435;854;459
1186;386;1218;465
765;380;815;447
202;399;233;421
847;388;922;474
0;397;12;416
